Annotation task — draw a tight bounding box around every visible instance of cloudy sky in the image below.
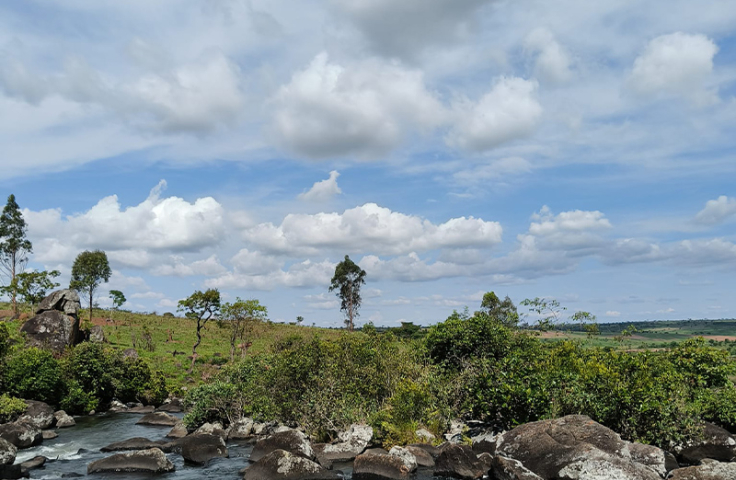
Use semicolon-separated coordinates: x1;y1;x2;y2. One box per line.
1;0;735;326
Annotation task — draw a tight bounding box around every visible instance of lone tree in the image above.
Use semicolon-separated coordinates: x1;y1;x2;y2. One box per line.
220;298;267;361
70;250;112;323
178;289;220;370
109;290;126;311
0;194;33;315
329;255;366;331
0;270;60;313
479;291;519;327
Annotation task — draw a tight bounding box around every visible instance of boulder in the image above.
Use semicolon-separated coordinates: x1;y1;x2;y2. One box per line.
0;437;17;465
445;420;466;442
414;428;435;443
628;441;678;477
676;422;736;464
495;415;661;480
0;464;25;480
42;430;58;440
471;432;499;456
250;429;315;463
108;400;128;412
353;452;412;480
166;422;189;438
387;446;417;473
165;434;227;465
128;405;155;414
101;437;166;452
408;443;440;458
123;348;139;360
135;412;179;426
194;422;227;438
668;459;736;479
36;289;81;316
89;325;105;343
243;449;340;480
18;401;55;430
20;310;79;353
54;410;75;428
252;422;272;435
0;422;42;449
227;417;254;440
405;445;434;468
491;455;543;480
312;424;372;466
155;398;183;413
87;447;175;474
19;455;46;472
433;443;487;480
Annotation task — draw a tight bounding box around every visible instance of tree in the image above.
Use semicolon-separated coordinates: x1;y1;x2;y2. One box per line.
0;270;60;313
329;255;366;331
479;291;519;327
0;194;33;315
521;297;566;331
178;289;220;370
70;250;112;323
109;290;126;310
220;298;267;361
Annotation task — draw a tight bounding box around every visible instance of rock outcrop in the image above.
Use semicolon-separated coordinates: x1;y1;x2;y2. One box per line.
676;422;736;465
135;412;179;426
0;422;42;449
18;401;55;430
434;443;488;480
313;424;372;467
21;289;81;352
0;437;17;465
250;429;315;463
243;449;340;480
668;458;736;479
87;447;175;474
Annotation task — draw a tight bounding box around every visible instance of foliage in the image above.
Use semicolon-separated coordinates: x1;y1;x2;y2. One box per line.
70;250;112;322
479;292;519;327
183;380;241;428
0;270;60;312
220;297;267;361
3;347;64;404
0;394;26;423
520;297;566;331
329;255;366;331
109;290;126;310
178;289;221;370
0;322;10;359
62;342;117;410
0;194;33;315
61;380;99;414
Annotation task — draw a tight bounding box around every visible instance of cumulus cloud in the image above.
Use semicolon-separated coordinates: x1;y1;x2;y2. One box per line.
242;203;503;256
205;259;335;290
272;53;445;158
628;32;719;104
298;170;343;202
524;28;573;84
447;77;542;152
452;157;532;185
151;255;227;277
694;195;736;225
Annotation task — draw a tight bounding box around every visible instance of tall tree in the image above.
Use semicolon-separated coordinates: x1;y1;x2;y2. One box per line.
220;298;267;361
0;194;33;315
479;291;519;327
178;289;220;370
70;250;112;323
329;255;366;331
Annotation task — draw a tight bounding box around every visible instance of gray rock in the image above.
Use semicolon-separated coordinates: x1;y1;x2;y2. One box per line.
388;446;417;473
668;458;736;479
0;437;17;465
19;455;46;472
353;452;412;480
101;437;166;452
0;422;42;449
194;422;226;438
87;447;175;474
18;401;55;430
128;405;155;414
54;410;75;428
20;310;80;353
164;434;227;465
155;398;183;413
471;432;499;455
676;422;736;465
444;420;466;442
628;441;678;477
405;445;434;468
243;449;340;480
313;424;372;466
491;455;543;480
89;325;105;343
108;400;128;412
434;443;487;480
227;417;254;440
36;289;81;316
42;430;58;440
252;422;271;435
0;464;24;480
135;412;179;426
123;348;139;360
408;443;440;458
250;429;314;463
166;422;189;438
415;428;435;443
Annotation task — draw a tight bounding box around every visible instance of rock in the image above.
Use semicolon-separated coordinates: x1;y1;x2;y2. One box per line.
676;422;736;464
0;422;42;449
495;415;661;480
36;289;81;316
87;447;175;474
445;420;466;442
628;441;678;477
252;422;271;435
194;422;227;438
408;443;440;458
155;398;183;413
166;422;189;438
19;455;46;472
21;310;80;353
0;464;25;480
164;434;227;465
405;445;434;468
123;348;138;360
135;412;179;426
433;443;487;480
477;452;494;472
89;325;105;343
108;400;128;412
128;405;155;414
471;432;499;455
491;455;543;480
243;449;340;480
54;410;75;428
227;417;254;440
18;401;55;430
250;429;315;463
415;428;435;443
0;437;17;465
353;452;412;480
101;437;166;452
312;424;372;466
668;459;736;479
388;446;417;473
42;430;58;440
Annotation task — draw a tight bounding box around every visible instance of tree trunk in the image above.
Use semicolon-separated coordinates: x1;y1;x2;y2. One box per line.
89;290;94;323
191;320;202;371
11;253;16;316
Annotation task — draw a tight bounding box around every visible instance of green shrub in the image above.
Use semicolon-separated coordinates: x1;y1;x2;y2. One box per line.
0;323;11;359
60;380;98;414
63;342;117;407
0;394;26;423
3;347;64;404
183;380;240;428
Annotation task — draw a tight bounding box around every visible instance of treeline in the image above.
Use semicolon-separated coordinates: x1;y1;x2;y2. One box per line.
182;294;736;450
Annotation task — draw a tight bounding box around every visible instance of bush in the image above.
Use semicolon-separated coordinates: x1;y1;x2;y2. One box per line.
183;380;241;428
3;347;64;404
61;380;98;414
0;323;11;359
0;394;26;423
63;342;117;407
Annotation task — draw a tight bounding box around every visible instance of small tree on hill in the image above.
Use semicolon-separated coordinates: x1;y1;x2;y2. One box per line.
0;194;33;315
178;289;220;370
0;270;60;313
220;298;267;361
70;250;112;323
329;255;366;331
109;290;126;311
479;291;519;327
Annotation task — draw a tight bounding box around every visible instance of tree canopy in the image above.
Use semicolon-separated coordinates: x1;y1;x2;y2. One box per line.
178;289;221;370
70;250;112;322
0;194;33;314
329;255;366;331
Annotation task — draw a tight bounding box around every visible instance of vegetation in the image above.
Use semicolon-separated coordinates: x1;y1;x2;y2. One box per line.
178;289;221;371
70;250;112;322
329;255;366;331
0;269;61;313
220;298;268;361
0;194;33;315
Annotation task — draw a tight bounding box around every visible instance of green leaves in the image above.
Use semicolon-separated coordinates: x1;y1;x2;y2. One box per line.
70;250;112;321
178;289;221;322
329;255;366;330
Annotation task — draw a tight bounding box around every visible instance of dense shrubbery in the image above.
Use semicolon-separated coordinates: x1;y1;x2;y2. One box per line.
2;347;65;404
0;394;27;423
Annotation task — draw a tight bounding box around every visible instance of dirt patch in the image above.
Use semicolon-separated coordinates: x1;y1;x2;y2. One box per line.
703;335;736;342
538;331;568;338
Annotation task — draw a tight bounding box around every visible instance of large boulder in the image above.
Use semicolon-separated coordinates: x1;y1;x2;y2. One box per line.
0;422;42;449
88;325;105;343
495;415;663;480
250;429;315;463
19;455;46;474
0;464;25;480
36;289;81;316
101;437;166;452
164;434;228;465
135;412;179;426
228;417;254;440
87;447;175;474
353;451;412;480
668;459;736;479
676;422;736;464
18;401;55;430
20;310;80;353
0;437;17;465
313;424;372;466
491;456;543;480
54;410;75;428
166;422;189;439
194;421;227;439
243;449;340;480
155;398;183;413
433;443;487;480
405;445;434;468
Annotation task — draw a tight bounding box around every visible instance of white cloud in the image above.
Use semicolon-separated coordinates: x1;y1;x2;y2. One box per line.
524;28;573;83
447;77;542;152
152;255;227;277
205;259;335;290
243;203;503;256
230;249;283;275
694;195;736;225
272;53;445;158
628;32;719;104
452;157;532;185
605;310;621;317
298;170;343;202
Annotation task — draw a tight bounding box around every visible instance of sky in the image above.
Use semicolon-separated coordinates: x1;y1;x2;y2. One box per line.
1;0;735;327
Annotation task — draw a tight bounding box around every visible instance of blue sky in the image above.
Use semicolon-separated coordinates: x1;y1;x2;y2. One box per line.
1;0;735;326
